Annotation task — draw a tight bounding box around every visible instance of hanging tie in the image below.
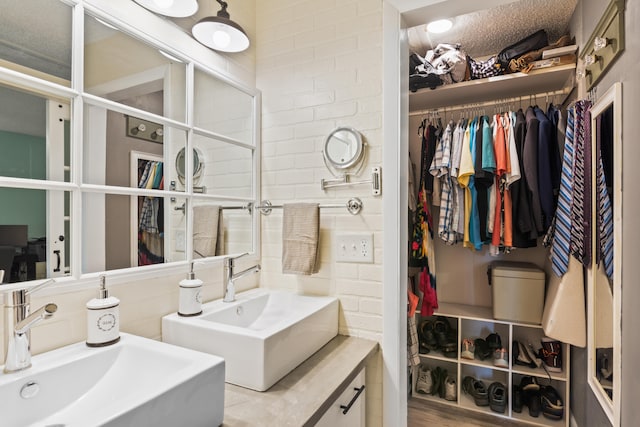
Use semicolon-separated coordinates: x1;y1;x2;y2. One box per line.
570;101;592;266
548;107;575;277
595;114;614;278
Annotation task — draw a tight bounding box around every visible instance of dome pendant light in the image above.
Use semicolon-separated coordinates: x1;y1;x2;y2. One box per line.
192;0;250;53
133;0;198;18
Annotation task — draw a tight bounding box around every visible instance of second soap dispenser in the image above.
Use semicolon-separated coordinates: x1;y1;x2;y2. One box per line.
87;275;121;347
178;262;203;316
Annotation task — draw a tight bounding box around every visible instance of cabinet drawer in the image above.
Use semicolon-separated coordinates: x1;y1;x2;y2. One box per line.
314;368;366;427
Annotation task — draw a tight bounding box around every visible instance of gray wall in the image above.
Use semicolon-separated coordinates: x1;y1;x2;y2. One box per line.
569;0;637;426
105;92;163;270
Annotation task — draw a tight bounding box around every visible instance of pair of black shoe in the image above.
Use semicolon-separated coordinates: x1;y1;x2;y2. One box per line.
429;366;448;399
474;332;502;361
419;317;457;357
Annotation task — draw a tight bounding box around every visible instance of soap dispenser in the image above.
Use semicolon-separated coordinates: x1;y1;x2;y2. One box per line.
86;275;121;347
178;262;203;316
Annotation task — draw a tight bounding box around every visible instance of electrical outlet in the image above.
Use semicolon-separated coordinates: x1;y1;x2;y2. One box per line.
336;233;374;263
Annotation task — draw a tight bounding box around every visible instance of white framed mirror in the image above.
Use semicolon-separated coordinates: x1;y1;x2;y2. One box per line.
587;82;622;426
0;0;260;286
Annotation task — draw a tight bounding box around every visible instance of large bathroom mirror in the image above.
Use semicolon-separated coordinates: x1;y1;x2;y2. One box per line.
587;82;622;426
0;0;259;283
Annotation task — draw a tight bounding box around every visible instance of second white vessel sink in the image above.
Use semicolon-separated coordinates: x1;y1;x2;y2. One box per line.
163;288;338;391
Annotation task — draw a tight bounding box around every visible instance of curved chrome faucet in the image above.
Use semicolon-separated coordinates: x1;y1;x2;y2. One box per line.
3;279;58;373
4;303;57;373
223;253;260;302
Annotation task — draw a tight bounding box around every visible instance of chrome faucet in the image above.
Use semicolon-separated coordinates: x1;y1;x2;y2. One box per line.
3;279;58;373
223;253;260;302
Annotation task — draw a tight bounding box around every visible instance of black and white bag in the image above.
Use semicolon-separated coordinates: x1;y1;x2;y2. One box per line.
468;55;503;79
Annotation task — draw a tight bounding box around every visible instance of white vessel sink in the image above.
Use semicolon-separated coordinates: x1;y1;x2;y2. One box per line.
163;288;338;391
0;333;225;427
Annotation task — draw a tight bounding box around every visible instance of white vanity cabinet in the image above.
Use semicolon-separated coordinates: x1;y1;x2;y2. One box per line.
314;368;366;427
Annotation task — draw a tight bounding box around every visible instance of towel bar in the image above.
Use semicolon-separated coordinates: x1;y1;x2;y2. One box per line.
172;199;362;215
255;198;363;215
174;203;254;213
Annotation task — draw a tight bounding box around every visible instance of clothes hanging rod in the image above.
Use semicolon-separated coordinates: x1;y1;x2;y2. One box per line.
408;88;570;117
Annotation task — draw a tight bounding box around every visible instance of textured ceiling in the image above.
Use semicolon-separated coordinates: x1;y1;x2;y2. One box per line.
0;0;72;80
407;0;578;58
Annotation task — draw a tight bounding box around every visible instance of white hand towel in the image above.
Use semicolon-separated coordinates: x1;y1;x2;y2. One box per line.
282;203;319;275
193;205;224;257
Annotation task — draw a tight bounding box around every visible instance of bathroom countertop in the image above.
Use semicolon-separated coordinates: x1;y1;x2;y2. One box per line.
221;335;379;427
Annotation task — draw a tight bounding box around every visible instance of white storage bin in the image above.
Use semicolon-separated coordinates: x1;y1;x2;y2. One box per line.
490;262;545;324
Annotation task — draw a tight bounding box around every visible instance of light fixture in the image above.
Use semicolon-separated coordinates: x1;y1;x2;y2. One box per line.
192;0;250;53
133;0;198;18
426;19;453;34
158;49;184;63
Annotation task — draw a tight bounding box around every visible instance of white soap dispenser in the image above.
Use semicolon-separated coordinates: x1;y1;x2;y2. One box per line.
178;262;203;316
86;275;121;347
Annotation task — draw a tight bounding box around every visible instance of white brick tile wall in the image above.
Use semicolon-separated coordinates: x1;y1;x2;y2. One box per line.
294;91;335;108
256;1;383;423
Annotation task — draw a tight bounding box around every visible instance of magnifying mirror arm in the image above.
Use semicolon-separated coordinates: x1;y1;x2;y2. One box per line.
321;166;381;196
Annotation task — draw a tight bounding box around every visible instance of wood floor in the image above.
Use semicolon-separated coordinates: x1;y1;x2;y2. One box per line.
408;397;526;427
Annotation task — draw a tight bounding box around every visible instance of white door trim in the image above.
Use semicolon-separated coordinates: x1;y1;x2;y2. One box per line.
382;2;408;426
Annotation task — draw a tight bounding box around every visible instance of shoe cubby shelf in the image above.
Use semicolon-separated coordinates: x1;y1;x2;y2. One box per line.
413;303;570;427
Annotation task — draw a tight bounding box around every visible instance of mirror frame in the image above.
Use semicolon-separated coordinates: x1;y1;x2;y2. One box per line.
587;81;622;426
175;147;204;181
323;126;364;171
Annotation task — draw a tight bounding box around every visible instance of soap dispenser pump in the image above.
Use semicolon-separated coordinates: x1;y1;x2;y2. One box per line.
86;275;121;347
178;262;203;316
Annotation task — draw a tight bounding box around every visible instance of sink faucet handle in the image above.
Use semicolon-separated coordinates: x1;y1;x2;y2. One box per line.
15;303;58;334
225;252;249;267
25;278;56;297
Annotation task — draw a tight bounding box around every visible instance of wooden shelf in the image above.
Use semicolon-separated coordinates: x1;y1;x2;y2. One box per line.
435;302;493;320
409;63;576;111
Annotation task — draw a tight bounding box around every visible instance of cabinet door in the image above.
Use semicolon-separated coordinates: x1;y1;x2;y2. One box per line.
315;368;365;427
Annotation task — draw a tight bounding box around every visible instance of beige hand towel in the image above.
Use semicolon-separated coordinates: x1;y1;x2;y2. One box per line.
282;203;320;275
193;205;224;257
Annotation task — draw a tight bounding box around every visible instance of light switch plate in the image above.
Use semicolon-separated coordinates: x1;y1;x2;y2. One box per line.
175;230;185;252
336;233;374;263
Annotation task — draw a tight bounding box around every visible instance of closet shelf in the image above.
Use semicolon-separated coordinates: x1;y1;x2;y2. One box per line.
409;63;576;111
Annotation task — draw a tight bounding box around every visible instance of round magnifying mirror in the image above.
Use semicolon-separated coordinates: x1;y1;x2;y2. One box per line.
323;127;364;170
175;148;203;179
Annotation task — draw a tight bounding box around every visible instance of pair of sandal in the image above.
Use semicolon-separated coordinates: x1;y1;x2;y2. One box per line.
514;376;564;419
462;376;507;413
